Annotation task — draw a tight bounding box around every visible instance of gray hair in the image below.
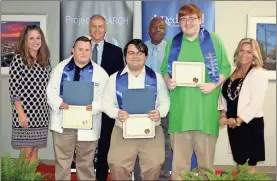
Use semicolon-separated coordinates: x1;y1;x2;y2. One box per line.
149;16;166;31
151;16;165;23
89;14;106;23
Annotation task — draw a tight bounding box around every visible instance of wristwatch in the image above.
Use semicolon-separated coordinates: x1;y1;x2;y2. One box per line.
235;118;241;127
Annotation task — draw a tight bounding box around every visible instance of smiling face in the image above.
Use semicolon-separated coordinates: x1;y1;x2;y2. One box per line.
72;41;92;66
26;30;42;54
238;43;254;67
178;4;203;38
148;18;166;45
126;44;147;72
179;14;202;38
89;17;106;43
233;38;264;70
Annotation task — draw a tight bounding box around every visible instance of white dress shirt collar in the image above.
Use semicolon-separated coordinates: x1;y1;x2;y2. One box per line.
148;40;166;52
120;65;146;77
91;39;104;47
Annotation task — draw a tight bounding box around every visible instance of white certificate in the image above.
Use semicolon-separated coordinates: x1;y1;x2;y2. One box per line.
123;114;155;139
62;105;93;129
172;61;205;87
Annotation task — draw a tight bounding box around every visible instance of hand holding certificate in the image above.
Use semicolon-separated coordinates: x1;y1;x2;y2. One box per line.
172;61;205;87
147;110;160;121
123;114;155;139
62;81;94;129
121;89;156;139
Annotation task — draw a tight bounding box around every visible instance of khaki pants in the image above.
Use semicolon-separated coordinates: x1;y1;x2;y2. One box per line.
52;130;97;181
171;131;217;180
108;125;165;180
134;116;171;180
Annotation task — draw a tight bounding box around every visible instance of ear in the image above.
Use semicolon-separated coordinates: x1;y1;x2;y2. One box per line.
88;21;92;34
89;49;92;57
199;17;203;24
71;47;75;55
104;25;107;33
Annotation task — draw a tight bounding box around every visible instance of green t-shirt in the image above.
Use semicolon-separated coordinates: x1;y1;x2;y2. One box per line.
161;32;231;136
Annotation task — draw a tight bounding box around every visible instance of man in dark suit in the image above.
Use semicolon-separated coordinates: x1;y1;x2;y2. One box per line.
89;14;124;181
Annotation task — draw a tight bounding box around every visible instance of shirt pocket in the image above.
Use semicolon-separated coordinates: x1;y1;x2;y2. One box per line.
93;82;101;99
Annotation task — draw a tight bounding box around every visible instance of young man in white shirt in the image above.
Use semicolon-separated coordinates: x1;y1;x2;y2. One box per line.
102;39;170;180
47;36;109;180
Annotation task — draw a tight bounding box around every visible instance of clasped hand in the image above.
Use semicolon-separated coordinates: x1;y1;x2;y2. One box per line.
219;116;237;129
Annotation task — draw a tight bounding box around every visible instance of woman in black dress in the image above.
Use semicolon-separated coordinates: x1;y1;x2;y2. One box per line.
8;25;51;164
218;38;268;173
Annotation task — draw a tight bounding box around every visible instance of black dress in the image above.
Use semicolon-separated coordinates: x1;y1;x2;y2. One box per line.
222;77;265;166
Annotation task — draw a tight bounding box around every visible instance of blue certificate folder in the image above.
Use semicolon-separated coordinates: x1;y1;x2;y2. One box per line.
63;81;94;106
122;88;155;114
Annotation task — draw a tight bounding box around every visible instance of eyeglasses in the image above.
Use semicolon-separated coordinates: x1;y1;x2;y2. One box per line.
127;51;145;57
179;17;198;23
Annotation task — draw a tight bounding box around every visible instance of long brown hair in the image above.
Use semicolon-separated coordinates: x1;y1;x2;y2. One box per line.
15;24;50;68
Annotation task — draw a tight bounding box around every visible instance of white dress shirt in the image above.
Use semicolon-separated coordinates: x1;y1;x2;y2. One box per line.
102;66;170;129
47;56;109;141
145;40;167;74
218;67;268;123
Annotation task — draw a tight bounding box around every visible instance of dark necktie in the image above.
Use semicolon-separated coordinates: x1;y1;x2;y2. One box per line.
92;43;98;64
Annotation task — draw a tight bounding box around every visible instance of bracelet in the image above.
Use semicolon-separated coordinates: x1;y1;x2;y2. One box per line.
235;118;241;126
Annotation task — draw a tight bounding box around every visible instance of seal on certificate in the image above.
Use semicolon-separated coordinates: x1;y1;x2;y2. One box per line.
144;128;150;134
193;77;199;83
82;120;88;126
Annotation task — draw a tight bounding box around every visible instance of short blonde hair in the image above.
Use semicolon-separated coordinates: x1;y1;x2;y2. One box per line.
233;38;263;69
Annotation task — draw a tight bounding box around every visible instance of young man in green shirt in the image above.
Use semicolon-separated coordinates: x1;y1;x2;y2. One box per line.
161;4;231;180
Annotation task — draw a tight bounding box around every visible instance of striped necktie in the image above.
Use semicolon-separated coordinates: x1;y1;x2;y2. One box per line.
92;44;98;64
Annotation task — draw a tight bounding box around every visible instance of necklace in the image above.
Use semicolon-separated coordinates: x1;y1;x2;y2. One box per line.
227;74;245;101
227;66;252;101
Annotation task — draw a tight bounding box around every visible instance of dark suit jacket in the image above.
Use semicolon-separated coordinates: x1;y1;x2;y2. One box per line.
100;41;124;76
100;41;124;134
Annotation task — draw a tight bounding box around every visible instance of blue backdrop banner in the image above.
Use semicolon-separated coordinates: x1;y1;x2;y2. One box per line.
142;1;215;41
141;1;215;171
